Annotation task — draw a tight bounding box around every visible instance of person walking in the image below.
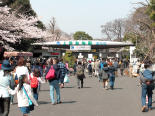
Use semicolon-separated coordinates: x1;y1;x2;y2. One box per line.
0;60;14;116
94;59;100;78
102;64;109;90
120;60;124;76
76;61;85;89
140;64;154;112
15;57;29;81
88;61;92;77
73;61;77;76
58;59;67;88
8;75;38;116
29;68;45;101
45;59;61;105
99;59;107;82
108;62;116;90
113;59;119;77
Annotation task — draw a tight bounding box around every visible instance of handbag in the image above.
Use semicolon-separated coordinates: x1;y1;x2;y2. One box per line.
22;87;34;111
64;74;69;83
46;66;55;80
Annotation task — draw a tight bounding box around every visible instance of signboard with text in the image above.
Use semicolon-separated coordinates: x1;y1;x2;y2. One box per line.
70;45;91;51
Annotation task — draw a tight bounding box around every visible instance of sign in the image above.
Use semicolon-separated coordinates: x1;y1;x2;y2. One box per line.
51;52;59;56
70;45;91;51
88;54;93;59
78;53;84;59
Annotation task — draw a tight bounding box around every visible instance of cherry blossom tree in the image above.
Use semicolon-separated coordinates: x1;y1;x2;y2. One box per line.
0;6;52;51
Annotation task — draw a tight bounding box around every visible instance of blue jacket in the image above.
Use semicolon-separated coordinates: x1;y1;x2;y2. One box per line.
108;66;116;77
143;69;153;80
100;62;107;70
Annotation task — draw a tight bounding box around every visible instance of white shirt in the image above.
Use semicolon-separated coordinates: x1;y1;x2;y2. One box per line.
0;70;14;98
15;66;29;80
8;83;38;107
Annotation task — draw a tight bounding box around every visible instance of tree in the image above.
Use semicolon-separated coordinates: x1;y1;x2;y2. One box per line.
63;50;76;68
73;31;93;40
0;6;51;51
101;19;125;41
124;4;155;60
9;0;36;16
47;17;63;41
0;0;45;29
49;17;56;34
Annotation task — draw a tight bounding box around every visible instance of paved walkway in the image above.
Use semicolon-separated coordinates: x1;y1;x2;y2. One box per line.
10;75;155;116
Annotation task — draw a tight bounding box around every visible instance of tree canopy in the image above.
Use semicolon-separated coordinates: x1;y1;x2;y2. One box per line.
73;31;93;40
2;0;36;16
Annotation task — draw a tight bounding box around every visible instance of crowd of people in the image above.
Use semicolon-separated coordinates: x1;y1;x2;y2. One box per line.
0;57;69;116
0;56;155;116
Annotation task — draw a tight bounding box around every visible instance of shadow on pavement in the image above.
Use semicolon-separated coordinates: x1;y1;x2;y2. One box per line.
151;107;155;110
39;101;51;105
113;88;123;90
61;101;77;104
83;87;92;88
64;86;75;88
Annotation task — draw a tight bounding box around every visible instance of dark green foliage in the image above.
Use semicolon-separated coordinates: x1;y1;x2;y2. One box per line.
0;0;14;6
147;0;155;21
10;38;39;52
124;33;141;45
63;51;76;68
35;21;46;30
124;33;145;58
74;31;93;40
9;0;36;16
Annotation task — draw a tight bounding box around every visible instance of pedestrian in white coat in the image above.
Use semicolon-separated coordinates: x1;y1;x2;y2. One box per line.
8;75;38;116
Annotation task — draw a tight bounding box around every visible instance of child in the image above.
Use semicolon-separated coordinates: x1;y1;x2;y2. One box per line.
102;64;109;90
8;75;38;116
30;68;45;101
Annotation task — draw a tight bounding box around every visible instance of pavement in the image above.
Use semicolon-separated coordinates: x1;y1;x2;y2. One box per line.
10;74;155;116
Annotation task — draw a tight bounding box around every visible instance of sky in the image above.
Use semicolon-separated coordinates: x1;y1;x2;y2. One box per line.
30;0;146;39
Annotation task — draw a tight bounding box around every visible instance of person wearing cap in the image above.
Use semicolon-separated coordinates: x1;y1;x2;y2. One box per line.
0;60;14;116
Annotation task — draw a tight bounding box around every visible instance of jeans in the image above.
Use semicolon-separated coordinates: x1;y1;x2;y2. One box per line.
49;80;61;104
141;84;153;108
109;75;115;88
77;78;83;88
10;95;14;103
0;97;10;116
32;88;38;101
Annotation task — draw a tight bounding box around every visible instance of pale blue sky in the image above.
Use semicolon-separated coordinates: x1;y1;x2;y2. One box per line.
30;0;145;38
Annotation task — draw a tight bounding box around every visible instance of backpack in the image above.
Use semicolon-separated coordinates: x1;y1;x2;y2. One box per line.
101;70;109;79
30;74;38;88
76;65;84;76
45;66;55;80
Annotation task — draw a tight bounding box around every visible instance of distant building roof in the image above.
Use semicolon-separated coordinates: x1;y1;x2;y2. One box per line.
33;40;134;49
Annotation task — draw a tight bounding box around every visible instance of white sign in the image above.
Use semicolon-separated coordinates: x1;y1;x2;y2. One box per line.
88;54;93;59
78;53;84;59
70;45;91;51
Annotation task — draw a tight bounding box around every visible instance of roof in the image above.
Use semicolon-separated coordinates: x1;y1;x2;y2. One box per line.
4;52;33;57
32;40;134;49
